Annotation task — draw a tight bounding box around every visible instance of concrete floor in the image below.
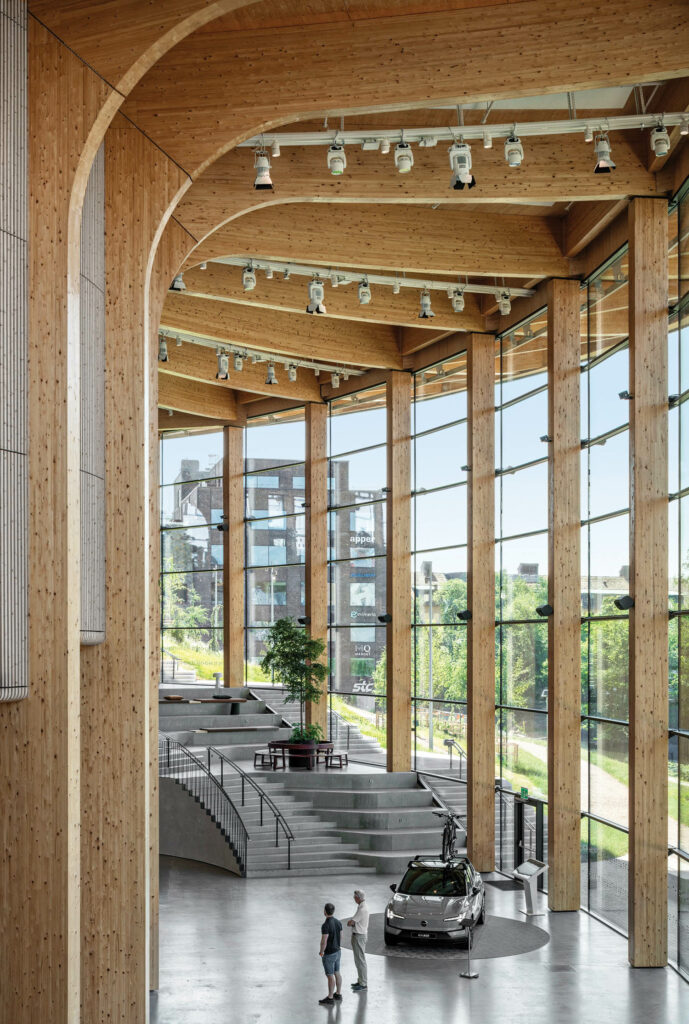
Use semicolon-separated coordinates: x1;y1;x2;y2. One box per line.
153;857;689;1024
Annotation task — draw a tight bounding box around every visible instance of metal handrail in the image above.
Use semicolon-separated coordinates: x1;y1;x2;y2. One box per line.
159;735;249;875
207;746;295;869
416;769;468;833
442;737;467;777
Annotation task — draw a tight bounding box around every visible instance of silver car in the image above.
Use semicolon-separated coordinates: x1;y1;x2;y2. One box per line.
384;857;485;945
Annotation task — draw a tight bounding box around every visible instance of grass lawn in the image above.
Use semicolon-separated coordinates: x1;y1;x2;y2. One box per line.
331;695;387;749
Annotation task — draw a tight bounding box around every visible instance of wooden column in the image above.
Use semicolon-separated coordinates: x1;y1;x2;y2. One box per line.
305;402;329;734
79;116;188;1020
628;197;669;967
224;426;245;686
386;372;412;772
467;333;496;871
547;279;582;910
0;23;115;1024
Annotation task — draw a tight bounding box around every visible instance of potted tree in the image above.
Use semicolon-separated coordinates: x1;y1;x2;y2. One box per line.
260;617;328;767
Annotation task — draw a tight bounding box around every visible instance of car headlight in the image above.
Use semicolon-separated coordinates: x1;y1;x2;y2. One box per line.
386;907;404;921
443;898;470;922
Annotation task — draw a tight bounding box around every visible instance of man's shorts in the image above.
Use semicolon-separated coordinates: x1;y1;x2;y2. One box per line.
322;950;341;976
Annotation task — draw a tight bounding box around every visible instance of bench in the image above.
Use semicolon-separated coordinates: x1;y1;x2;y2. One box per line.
254;747;285;770
325;752;348;769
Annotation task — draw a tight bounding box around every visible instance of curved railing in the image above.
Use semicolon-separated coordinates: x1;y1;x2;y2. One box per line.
207;747;295;869
159;735;249;875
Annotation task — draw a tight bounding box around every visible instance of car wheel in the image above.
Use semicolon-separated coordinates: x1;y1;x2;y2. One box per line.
384;927;400;946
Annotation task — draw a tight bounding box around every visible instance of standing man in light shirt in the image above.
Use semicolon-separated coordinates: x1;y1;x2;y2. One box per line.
347;889;369;992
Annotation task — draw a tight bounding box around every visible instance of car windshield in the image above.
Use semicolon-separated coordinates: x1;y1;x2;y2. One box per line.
398;865;468;897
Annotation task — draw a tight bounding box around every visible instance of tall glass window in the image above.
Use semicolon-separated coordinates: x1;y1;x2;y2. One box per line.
494;310;550;872
580;250;631;935
244;408;306;683
668;183;689;979
327;384;388;764
411;351;469;777
160;428;224;681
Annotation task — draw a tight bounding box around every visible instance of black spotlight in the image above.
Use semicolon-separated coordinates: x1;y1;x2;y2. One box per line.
536;604;554;617
456;609;472;621
378;613;392;624
297;616;311;625
614;595;634;611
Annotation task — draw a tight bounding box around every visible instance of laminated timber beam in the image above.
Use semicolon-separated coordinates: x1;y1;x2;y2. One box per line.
175;134;658;245
185;204;570;279
157;338;323;402
121;0;689;179
224;426;245;686
158;374;244;421
162;292;403;369
304;404;329;736
177;263;485;334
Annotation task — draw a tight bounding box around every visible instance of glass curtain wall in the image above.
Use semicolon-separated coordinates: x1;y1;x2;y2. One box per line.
327;384;388;765
494;310;550;872
411;352;469;778
160;428;225;681
244;408;306;683
669;184;689;978
580;249;631;935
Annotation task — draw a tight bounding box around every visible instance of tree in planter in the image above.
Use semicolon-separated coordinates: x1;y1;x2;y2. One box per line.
260;617;328;740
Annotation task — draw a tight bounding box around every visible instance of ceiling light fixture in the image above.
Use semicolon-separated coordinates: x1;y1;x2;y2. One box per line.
271;139;281;158
216;350;229;380
418;135;438;148
327;144;347;176
650;123;671;157
253;150;273;190
483;132;492;149
358;279;372;305
496;290;511;316
379;138;391;155
593;133;615;173
331;372;340;388
306;278;327;314
233;352;243;372
175;335;182;347
450;288;465;313
265;267;274;279
681;118;689;137
169;273;185;292
584;125;593;143
287;364;298;382
200;261;207;270
265;361;277;386
504;134;524;167
394;141;414;174
158;338;168;362
392;279;401;294
283;268;290;281
449;141;475;190
419;289;435;319
242;265;257;291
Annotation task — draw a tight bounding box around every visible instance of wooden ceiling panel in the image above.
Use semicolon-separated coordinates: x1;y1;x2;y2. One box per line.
158;374;245;420
184;203;569;278
122;0;689;178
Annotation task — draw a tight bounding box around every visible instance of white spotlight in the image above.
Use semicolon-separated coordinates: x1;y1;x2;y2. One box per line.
327;144;347;176
331;372;340;388
242;266;257;291
158;338;168;362
584;125;593;143
253;151;273;190
419;289;435;319
379;138;391;155
306;278;327;314
170;273;185;292
271;139;281;158
358;279;372;305
418;136;438;148
504;134;524;168
167;409;174;417
392;279;401;295
200;261;207;270
394;142;414;174
265;361;277;386
681;118;689;137
450;289;465;313
650;124;671;157
449;141;476;190
216;351;229;380
175;335;182;347
496;290;512;316
287;364;298;383
594;133;615;173
283;268;291;281
233;352;243;372
265;267;274;279
483;133;493;149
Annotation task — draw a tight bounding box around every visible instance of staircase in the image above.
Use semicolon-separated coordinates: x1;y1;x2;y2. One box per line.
159;685;292;757
250;685;386;763
160;655;199;686
260;770;463;874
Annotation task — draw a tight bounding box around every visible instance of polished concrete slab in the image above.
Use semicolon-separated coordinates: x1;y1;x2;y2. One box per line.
153;856;689;1024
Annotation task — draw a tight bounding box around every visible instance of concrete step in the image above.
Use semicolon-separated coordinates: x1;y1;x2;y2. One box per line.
162;713;283;731
268;772;416;791
303;788;433;810
313;807;441;830
246;866;377;878
338;826;445;851
354;848;467;874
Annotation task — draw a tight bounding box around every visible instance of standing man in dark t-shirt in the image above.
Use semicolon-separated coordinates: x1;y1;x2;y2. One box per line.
318;903;343;1006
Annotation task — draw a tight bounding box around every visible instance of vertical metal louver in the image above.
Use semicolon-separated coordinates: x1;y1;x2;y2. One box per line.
0;0;28;700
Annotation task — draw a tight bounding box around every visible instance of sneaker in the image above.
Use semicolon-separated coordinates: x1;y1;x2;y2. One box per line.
351;983;367;992
333;994;343;1001
319;997;334;1006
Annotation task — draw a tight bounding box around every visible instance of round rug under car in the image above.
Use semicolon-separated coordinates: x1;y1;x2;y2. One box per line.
340;913;549;961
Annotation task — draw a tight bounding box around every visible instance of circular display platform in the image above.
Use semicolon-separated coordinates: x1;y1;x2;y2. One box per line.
340;913;549;961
